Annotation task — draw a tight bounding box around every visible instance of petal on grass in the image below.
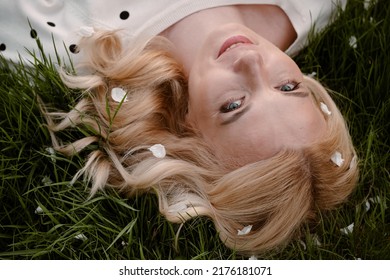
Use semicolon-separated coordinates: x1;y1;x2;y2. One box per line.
364;0;375;10
41;176;52;186
369;196;388;209
364;200;371;212
35;206;43;214
299;240;307;251
349;36;358;49
248;255;257;260
237;225;253;236
312;234;322;247
340;223;354;235
45;147;56;162
74;233;88;241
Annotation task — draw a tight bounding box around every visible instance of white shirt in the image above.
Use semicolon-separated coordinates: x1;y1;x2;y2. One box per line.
0;0;346;63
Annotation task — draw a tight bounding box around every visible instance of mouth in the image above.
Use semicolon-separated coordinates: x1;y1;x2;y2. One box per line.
218;35;253;58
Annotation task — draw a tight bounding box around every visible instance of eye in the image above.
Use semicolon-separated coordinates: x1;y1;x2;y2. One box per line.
220;97;245;113
280;81;300;92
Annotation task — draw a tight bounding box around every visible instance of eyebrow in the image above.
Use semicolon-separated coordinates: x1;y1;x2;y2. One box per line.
219;90;310;126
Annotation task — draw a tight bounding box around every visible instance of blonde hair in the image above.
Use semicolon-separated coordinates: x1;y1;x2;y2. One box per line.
46;30;358;255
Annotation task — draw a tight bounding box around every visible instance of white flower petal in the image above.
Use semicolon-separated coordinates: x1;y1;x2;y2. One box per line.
349;155;358;169
74;233;88;241
364;0;373;10
237;225;253;236
364;200;371;212
45;147;55;155
369;196;388;209
42;176;53;186
320;102;332;115
369;196;381;204
248;255;257;260
45;147;56;162
307;72;317;78
340;223;354;235
78;26;95;37
331;151;345;167
312;234;322;247
299;240;307;250
111;87;128;103
349;36;357;49
35;206;44;214
148;144;166;159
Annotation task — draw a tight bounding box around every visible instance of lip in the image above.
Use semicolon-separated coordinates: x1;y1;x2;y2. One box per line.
218;35;254;58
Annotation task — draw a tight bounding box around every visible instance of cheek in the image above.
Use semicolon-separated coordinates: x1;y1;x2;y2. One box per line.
207;120;276;166
282;101;327;144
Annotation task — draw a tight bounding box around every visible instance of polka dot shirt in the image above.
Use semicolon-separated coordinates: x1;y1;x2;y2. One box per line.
0;0;346;64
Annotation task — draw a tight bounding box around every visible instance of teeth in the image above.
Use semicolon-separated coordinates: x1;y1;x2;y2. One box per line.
225;42;243;52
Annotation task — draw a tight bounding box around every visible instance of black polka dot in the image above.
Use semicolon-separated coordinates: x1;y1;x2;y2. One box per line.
47;22;56;27
69;44;79;54
119;11;130;20
0;43;6;51
30;29;38;39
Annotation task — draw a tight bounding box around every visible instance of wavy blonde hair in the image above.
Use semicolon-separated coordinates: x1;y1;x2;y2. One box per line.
46;30;358;255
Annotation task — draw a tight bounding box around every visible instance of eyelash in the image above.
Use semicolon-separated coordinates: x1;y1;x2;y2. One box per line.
220;96;245;113
279;80;301;92
219;81;301;113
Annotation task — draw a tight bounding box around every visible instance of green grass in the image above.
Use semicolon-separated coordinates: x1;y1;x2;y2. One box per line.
0;0;389;259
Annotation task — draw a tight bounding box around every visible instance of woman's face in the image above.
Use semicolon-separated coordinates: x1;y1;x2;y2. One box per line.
186;24;326;166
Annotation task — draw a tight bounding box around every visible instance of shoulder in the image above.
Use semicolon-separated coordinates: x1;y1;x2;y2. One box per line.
281;0;347;55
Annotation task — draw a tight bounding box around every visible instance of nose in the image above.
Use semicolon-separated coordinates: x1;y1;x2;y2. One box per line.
232;50;264;76
232;50;266;90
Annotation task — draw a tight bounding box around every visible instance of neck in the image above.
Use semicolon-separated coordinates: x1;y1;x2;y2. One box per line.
160;5;297;73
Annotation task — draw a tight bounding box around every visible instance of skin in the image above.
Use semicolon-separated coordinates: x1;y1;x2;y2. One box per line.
162;5;327;166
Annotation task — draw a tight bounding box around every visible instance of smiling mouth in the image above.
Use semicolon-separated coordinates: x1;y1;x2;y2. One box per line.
218;35;253;57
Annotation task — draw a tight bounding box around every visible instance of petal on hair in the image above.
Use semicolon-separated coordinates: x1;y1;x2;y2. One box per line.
349;155;358;169
331;151;344;167
237;225;253;236
111;87;128;103
78;26;95;37
320;102;332;115
35;206;44;214
340;223;354;235
148;144;166;159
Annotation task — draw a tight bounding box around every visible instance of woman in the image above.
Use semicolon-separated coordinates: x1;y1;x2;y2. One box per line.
1;1;358;254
